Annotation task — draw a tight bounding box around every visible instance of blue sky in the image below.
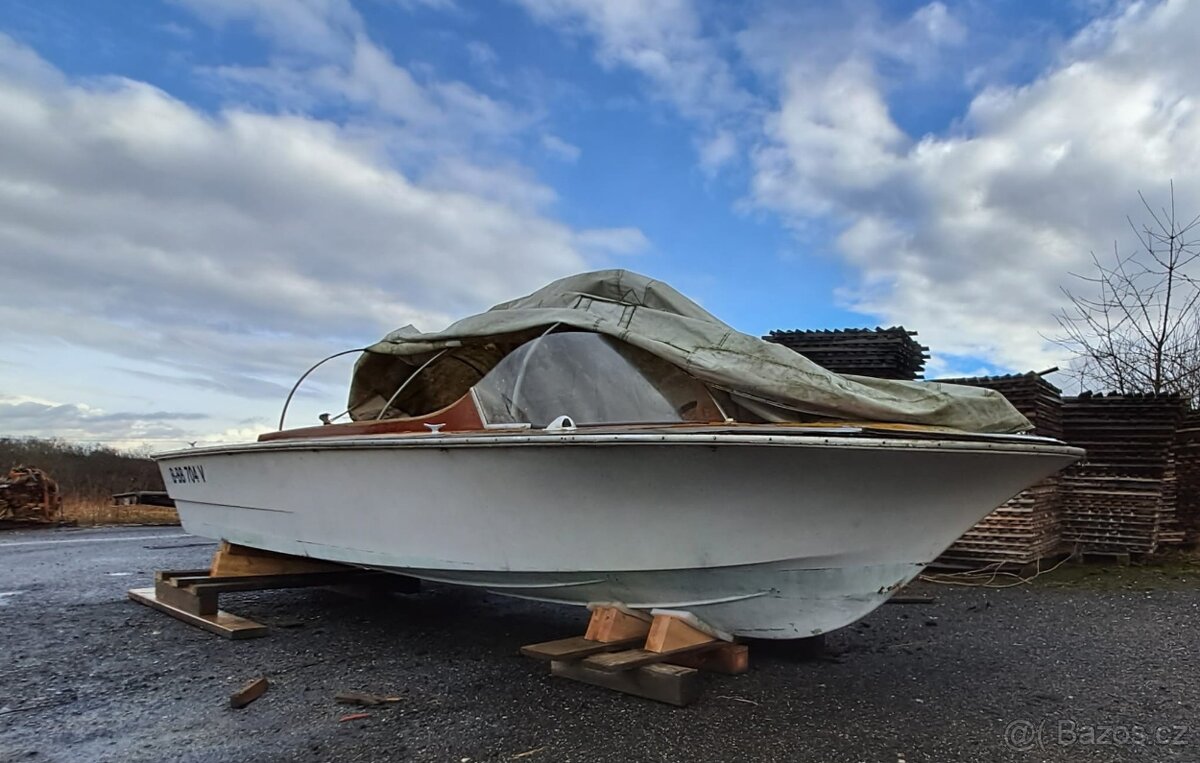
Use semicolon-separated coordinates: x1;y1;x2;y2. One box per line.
7;0;823;328
1;0;1196;446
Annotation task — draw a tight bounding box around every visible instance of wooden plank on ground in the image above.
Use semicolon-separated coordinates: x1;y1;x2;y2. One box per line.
128;587;267;640
583;641;724;673
173;570;384;594
667;643;749;675
157;569;212;582
520;635;644;662
550;660;701;706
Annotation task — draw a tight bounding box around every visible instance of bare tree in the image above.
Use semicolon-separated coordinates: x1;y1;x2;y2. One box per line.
1053;183;1200;403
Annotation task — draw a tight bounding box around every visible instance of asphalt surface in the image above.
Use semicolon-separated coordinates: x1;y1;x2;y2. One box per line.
1;526;1198;763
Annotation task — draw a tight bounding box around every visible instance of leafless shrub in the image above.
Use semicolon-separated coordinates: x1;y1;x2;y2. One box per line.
1053;183;1200;403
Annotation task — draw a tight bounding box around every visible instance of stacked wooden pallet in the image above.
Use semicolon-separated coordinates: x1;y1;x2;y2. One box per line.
763;327;929;380
937;482;1062;566
938;372;1065;439
1174;410;1200;544
1059;393;1186;555
934;373;1064;566
0;466;63;524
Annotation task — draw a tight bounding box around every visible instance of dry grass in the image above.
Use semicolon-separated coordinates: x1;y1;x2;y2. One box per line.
62;496;180;526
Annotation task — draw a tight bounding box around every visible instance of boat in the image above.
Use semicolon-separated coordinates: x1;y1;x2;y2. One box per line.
156;271;1082;639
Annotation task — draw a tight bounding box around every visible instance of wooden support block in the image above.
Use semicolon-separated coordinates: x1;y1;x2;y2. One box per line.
209;540;349;577
645;613;719;653
180;570;382;594
582;642;724;673
128;588;267;640
154;577;217;616
134;565;397;640
520;635;644;662
550;660;701;707
584;606;651;643
667;643;749;675
157;569;213;582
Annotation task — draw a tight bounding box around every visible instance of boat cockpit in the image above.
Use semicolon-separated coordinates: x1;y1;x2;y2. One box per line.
262;331;727;441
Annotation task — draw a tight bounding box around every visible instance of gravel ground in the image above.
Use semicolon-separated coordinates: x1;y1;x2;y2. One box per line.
1;525;1198;763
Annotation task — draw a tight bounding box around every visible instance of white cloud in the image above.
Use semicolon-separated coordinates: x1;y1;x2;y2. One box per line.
1;0;654;445
752;0;1200;372
541;133;581;162
0;32;641;413
203;38;531;171
513;0;764;179
514;0;1200;377
697;129;737;175
159;22;195;40
573;227;650;256
0;395;210;447
466;40;498;67
514;0;752;123
172;0;362;57
338;40;524;136
182;0;540;183
0;393;275;449
391;0;460;11
753;58;907;217
735;1;968;84
421;156;559;211
910;2;966;46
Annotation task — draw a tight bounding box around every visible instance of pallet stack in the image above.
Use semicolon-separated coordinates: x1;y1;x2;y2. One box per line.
952;373;1065;438
0;466;63;524
934;373;1065;566
1174;409;1200;544
763;327;929;380
1059;393;1186;555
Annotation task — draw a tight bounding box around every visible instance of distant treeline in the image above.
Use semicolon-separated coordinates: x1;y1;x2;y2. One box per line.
0;438;164;500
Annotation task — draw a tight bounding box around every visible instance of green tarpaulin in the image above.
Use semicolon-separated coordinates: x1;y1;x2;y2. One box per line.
348;270;1030;434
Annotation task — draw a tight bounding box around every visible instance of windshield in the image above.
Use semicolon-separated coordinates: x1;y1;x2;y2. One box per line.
472;332;716;427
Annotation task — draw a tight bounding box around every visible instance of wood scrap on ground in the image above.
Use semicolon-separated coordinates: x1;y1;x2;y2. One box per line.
334;691;401;706
229;676;269;709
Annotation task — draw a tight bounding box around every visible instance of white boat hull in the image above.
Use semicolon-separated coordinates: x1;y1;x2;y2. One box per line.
158;433;1080;638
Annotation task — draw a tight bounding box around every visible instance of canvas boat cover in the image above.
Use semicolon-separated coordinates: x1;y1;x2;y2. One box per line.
348;270;1031;433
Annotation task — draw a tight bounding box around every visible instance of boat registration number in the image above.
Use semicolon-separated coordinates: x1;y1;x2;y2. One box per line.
168;464;207;484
